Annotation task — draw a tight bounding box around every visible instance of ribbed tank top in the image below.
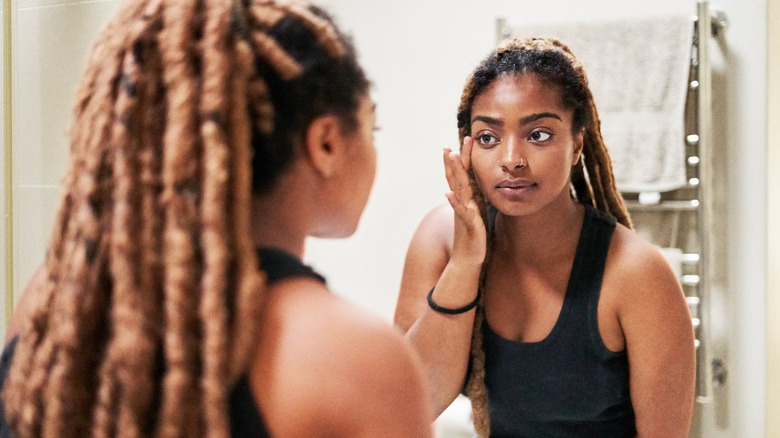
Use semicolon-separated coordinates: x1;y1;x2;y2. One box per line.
482;205;636;437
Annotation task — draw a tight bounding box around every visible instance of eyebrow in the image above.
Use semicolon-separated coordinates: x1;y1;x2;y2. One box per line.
471;115;502;126
520;112;562;125
471;112;562;127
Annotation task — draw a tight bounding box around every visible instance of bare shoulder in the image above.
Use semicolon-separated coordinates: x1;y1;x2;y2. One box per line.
412;203;454;254
602;223;692;337
251;279;432;437
605;224;683;293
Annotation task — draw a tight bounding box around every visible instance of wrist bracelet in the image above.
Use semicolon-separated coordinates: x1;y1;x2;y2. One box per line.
426;287;480;315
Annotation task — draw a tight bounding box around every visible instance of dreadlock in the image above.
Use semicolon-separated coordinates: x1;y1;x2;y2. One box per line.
2;0;369;437
455;37;632;437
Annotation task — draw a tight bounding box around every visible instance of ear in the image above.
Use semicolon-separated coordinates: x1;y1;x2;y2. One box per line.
571;129;584;166
304;115;345;178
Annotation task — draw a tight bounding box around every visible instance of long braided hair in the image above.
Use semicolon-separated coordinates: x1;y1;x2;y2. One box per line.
1;1;368;437
455;37;631;437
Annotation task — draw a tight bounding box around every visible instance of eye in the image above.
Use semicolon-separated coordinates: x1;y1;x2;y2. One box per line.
474;131;500;146
528;130;552;142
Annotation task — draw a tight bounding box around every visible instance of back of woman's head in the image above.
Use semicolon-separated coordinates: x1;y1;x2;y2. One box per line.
248;1;370;192
2;1;367;437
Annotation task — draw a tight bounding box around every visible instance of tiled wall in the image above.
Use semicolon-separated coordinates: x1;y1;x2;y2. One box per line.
2;0;119;339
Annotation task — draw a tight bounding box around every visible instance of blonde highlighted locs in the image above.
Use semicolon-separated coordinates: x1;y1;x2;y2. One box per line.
455;37;631;437
1;0;368;437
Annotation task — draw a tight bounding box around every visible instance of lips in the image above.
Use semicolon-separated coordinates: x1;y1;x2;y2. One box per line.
495;178;535;200
497;178;534;189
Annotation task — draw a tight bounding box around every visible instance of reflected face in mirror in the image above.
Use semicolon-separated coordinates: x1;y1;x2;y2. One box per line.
468;73;583;217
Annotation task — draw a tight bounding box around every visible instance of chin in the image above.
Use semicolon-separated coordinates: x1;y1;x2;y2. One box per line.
487;198;541;217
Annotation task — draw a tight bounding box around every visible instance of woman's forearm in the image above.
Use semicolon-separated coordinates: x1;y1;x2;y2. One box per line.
405;260;481;417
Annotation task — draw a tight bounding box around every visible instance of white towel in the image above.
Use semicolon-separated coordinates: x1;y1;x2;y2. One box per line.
501;15;694;193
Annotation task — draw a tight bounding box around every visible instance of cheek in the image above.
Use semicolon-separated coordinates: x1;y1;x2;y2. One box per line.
570;134;584;165
359;137;377;187
469;154;493;191
367;148;377;185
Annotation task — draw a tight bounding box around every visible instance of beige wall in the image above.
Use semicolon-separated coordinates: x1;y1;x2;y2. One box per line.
1;0;120;340
767;0;779;435
2;2;9;326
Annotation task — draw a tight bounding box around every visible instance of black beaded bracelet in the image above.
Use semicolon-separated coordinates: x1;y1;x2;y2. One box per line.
426;287;480;315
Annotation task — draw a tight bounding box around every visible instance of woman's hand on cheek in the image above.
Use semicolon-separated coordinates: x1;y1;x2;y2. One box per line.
443;137;486;266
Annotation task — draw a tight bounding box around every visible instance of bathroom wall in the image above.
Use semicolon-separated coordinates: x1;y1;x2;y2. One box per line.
767;0;779;436
1;0;121;339
1;3;7;325
0;0;771;437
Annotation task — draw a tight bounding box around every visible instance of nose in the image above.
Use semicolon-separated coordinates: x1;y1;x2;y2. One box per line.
498;138;526;170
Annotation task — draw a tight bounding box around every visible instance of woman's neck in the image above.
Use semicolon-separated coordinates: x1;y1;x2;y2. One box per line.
493;196;585;264
250;189;309;259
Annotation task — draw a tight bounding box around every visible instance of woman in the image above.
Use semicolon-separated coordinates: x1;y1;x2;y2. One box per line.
0;1;432;437
394;37;695;437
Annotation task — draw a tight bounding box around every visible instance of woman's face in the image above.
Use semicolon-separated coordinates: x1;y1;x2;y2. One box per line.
469;73;583;217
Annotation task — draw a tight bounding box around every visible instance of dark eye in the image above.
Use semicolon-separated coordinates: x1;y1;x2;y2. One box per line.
529;130;552;142
475;132;499;145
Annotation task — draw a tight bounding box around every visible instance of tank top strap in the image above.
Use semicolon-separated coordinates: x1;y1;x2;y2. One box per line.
256;247;326;285
567;205;616;300
565;205;618;357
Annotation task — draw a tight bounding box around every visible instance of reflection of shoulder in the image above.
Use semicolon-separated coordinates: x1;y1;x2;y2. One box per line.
421;203;453;230
414;203;454;253
607;225;681;296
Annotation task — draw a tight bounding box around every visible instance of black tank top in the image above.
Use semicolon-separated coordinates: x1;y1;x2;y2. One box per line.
230;247;326;438
482;205;636;437
0;247;324;438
